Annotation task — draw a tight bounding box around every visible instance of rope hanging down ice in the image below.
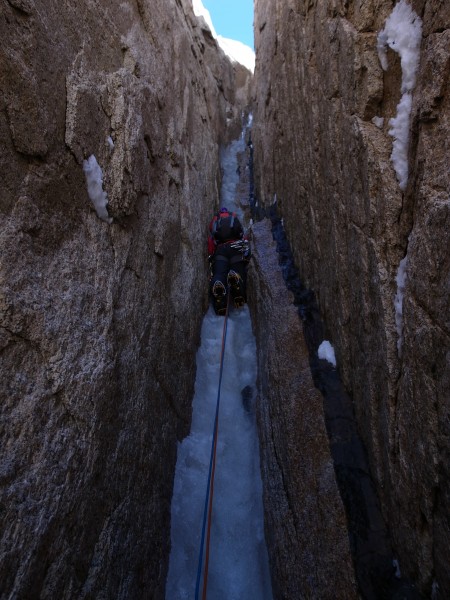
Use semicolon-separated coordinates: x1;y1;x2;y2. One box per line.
195;288;231;600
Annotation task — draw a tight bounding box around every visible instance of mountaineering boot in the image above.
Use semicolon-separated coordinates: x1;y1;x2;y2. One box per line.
212;280;226;298
212;280;227;316
227;270;245;308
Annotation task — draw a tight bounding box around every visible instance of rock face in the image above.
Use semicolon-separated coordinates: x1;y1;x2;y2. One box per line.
0;1;250;597
247;220;357;599
253;0;449;596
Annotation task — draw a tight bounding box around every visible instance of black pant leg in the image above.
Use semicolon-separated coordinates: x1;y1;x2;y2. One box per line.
211;255;230;289
210;252;230;314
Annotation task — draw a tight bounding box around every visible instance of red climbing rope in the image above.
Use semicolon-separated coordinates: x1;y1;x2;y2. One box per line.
195;289;231;600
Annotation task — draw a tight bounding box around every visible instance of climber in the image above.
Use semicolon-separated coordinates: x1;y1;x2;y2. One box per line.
208;207;251;316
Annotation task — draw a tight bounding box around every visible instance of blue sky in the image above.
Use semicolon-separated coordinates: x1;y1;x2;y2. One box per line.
201;0;254;49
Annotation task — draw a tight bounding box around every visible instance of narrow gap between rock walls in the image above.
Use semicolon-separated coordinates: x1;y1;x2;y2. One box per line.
165;115;273;600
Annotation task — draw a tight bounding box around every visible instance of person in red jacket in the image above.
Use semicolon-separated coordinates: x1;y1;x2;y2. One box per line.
208;207;250;315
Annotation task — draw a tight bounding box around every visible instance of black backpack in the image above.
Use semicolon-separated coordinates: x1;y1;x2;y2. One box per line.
212;212;242;243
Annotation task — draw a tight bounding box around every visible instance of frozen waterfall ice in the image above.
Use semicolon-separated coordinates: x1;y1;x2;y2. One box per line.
166;124;272;599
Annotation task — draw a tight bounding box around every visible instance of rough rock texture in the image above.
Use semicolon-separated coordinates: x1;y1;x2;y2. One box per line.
247;219;357;600
0;0;250;597
253;0;449;596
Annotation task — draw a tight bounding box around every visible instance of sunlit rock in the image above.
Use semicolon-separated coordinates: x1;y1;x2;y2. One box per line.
0;0;251;597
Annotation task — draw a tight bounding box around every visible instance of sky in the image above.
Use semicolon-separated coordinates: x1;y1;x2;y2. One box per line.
200;0;254;49
193;0;255;71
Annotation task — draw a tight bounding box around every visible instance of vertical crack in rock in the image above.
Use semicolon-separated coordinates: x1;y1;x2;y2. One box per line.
247;212;357;596
245;129;423;598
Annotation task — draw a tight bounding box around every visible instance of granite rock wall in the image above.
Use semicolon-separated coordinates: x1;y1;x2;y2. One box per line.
0;0;250;597
247;219;357;600
252;0;449;596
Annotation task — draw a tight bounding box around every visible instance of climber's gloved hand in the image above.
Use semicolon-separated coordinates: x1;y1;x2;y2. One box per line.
230;239;251;261
230;240;246;251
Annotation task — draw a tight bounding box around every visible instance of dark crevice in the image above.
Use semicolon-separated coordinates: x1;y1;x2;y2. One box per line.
246;131;423;600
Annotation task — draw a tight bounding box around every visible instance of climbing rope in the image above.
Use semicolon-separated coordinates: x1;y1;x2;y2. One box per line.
195;288;231;600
